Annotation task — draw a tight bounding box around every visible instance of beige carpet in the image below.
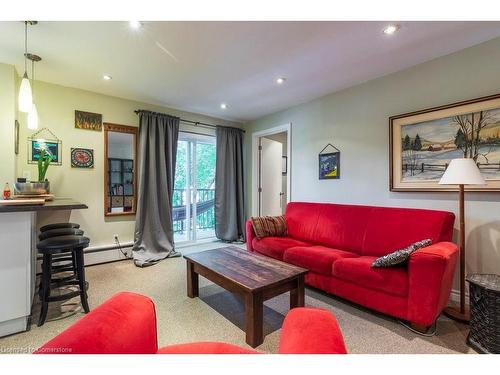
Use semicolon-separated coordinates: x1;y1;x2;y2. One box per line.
0;242;474;354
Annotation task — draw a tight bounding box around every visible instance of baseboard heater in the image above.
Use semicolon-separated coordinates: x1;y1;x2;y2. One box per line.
84;242;134;254
36;242;134;261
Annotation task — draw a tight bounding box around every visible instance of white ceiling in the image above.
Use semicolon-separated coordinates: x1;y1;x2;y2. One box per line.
1;21;500;122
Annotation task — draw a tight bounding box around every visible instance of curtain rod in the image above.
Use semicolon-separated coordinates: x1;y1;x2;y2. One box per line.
134;110;245;133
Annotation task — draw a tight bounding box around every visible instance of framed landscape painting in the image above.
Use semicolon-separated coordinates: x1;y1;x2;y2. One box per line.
390;93;500;191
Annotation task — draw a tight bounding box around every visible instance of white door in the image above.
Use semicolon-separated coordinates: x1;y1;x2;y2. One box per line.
259;138;283;216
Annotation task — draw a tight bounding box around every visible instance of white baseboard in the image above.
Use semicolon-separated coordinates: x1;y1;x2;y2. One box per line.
84;247;131;266
449;288;469;304
83;238;220;265
0;316;28;338
35;242;133;274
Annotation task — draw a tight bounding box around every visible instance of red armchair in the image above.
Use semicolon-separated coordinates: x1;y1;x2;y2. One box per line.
34;292;347;354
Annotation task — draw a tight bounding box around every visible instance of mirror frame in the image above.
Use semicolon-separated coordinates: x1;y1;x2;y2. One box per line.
103;123;138;217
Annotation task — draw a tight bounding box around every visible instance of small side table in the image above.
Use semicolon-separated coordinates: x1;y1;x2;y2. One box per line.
466;274;500;354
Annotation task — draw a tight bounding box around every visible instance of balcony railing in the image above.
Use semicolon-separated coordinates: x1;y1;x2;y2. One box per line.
172;188;215;234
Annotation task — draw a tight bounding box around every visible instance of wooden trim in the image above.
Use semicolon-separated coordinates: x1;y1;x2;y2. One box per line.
389;92;500;192
103;123;138;217
103;123;137;134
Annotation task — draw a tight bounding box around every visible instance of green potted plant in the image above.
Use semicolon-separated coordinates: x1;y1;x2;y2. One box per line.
14;148;53;195
37;148;53;183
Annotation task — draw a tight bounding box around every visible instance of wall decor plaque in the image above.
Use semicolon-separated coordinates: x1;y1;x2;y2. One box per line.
75;110;102;131
28;127;62;165
319;143;340;180
71;148;94;168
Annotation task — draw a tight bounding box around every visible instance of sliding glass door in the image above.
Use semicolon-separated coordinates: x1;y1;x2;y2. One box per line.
173;132;216;244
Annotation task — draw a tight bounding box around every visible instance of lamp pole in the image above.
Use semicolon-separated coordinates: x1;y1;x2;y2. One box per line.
444;183;469;322
459;183;466;315
439;158;485;323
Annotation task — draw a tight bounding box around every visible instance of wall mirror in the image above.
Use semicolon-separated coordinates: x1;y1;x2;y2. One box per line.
104;123;137;216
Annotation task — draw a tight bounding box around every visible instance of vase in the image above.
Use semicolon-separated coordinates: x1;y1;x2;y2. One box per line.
14;181;50;195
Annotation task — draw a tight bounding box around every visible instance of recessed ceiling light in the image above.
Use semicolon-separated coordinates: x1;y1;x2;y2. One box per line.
129;21;142;29
220;103;227;110
383;24;400;35
276;77;286;84
103;75;112;80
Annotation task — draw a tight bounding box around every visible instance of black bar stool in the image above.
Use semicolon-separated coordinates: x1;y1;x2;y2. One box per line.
39;227;84;241
40;222;81;232
38;228;85;293
37;235;90;326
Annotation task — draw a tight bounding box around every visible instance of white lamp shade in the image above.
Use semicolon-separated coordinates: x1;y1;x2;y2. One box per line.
18;74;33;113
27;103;39;130
439;158;486;185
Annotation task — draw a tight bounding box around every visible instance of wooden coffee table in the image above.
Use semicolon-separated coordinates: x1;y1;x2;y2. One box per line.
184;246;308;348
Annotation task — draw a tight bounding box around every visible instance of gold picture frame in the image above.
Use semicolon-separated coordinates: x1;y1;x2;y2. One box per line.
75;110;103;131
390;93;500;192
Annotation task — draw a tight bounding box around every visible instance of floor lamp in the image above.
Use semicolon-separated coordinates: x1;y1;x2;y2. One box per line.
439;158;485;323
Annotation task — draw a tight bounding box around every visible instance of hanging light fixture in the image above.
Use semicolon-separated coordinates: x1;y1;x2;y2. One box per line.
27;53;41;130
18;21;37;113
27;104;38;130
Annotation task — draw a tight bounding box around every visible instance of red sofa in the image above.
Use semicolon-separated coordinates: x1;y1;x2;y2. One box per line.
246;202;458;330
34;292;347;354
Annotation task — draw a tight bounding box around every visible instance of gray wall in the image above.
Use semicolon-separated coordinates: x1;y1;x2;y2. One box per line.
245;37;500;291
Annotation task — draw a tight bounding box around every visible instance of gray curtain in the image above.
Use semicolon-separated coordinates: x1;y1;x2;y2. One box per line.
215;126;246;241
133;110;180;267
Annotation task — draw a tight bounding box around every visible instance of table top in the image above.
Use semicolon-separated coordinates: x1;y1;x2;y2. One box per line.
467;274;500;292
184;246;308;292
0;198;88;213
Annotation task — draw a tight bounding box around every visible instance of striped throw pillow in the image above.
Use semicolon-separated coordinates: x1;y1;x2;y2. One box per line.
251;215;287;239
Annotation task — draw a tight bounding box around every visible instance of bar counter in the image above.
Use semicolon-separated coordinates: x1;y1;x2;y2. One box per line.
0;198;88;337
0;198;87;213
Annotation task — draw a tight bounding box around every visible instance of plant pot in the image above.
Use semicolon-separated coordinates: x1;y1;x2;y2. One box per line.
14;181;50;195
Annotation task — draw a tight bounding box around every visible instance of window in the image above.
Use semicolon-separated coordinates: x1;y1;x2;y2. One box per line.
173;132;216;243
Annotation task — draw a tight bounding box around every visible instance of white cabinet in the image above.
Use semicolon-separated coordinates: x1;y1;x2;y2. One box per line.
0;212;36;337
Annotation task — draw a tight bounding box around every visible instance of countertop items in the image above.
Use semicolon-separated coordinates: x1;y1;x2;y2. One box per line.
0;198;45;206
13;194;55;201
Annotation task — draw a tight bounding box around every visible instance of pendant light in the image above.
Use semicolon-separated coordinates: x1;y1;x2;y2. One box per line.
18;21;37;113
27;54;41;130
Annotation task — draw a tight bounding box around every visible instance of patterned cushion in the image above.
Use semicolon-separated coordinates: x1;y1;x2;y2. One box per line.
371;239;432;268
251;215;287;239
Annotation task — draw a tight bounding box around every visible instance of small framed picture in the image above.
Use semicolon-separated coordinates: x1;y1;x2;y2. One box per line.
75;110;103;131
71;148;94;168
14;120;19;155
29;139;62;165
319;152;340;179
282;156;288;175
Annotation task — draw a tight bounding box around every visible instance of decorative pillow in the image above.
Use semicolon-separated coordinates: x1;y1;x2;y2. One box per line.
371;239;432;268
251;215;287;239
